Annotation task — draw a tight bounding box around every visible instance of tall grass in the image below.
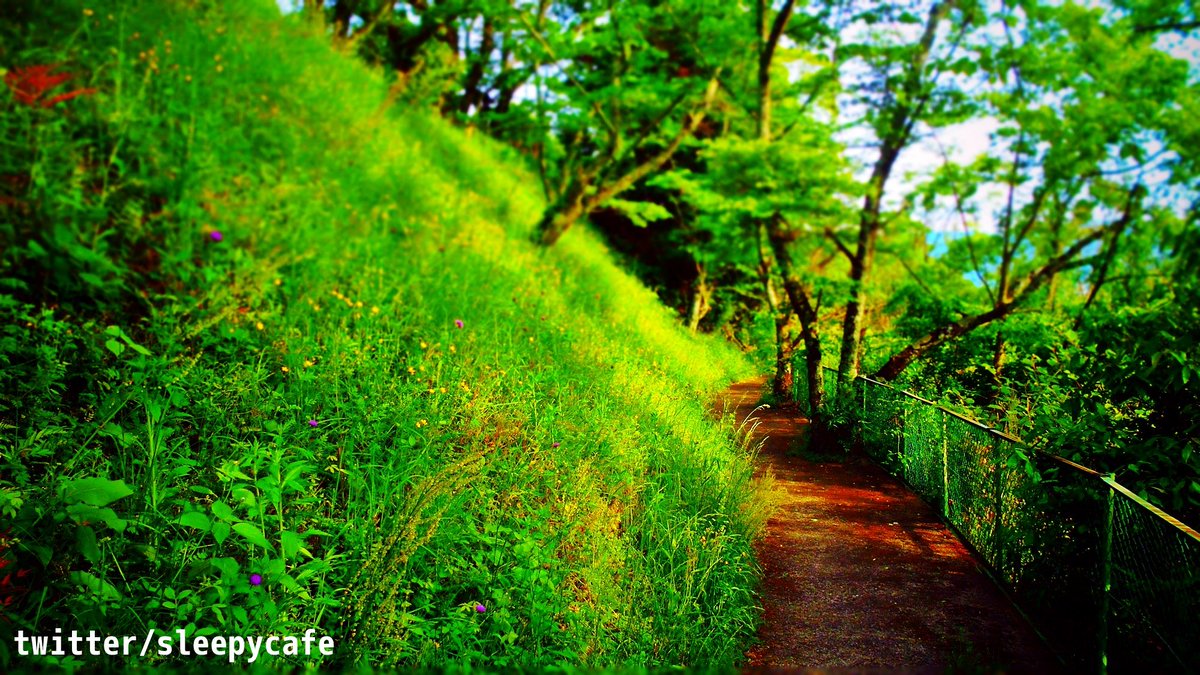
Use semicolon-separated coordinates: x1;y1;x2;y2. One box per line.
0;0;765;670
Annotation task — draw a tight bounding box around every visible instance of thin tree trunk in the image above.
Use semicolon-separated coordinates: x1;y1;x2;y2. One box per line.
756;0;796;142
535;175;589;246
773;317;795;402
687;263;712;333
756;223;793;402
460;18;496;115
991;330;1006;390
767;216;826;423
837;1;953;391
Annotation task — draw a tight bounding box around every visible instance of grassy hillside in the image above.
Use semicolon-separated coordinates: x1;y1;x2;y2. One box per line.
0;0;767;670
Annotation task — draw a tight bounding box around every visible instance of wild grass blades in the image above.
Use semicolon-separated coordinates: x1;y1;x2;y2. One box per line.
343;452;484;665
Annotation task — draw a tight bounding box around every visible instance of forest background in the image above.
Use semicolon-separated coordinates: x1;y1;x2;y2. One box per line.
304;0;1200;520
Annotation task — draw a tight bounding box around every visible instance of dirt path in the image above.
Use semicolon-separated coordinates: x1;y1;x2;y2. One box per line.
720;378;1059;674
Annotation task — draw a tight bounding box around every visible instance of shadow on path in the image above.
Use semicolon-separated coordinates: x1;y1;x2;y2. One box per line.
720;378;1059;674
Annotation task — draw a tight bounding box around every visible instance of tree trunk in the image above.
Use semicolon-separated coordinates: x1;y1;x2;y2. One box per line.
687;264;712;333
773;317;795;402
534;81;716;247
460;18;496;115
837;1;953;391
535;176;589;246
767;216;825;423
836;203;879;390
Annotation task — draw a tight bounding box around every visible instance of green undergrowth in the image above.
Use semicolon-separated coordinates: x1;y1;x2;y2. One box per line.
0;1;767;670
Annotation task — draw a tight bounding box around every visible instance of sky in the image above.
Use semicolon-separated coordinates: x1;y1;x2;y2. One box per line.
832;5;1200;237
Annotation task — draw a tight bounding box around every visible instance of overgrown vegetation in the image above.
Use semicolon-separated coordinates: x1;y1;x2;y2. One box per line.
0;1;767;669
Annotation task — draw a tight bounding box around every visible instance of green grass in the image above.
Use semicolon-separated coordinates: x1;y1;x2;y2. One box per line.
0;0;768;670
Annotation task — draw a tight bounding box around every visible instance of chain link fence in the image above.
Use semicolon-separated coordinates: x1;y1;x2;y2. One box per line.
793;361;1200;673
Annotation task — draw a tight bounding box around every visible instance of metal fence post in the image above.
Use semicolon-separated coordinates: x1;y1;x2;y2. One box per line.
941;411;949;516
992;446;1004;573
1099;478;1114;675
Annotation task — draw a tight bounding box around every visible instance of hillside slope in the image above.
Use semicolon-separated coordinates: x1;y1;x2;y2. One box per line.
0;1;765;669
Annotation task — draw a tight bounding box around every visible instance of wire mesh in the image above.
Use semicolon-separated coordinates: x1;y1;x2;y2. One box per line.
901;401;944;507
803;375;1200;673
1108;490;1200;672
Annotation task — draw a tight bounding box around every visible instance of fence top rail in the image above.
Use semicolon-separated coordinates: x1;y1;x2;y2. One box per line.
1101;475;1200;544
857;375;1024;444
851;374;1200;545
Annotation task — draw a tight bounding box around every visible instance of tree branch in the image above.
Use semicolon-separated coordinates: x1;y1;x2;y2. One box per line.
585;78;719;208
873;213;1125;382
824;227;855;261
1133;20;1200;34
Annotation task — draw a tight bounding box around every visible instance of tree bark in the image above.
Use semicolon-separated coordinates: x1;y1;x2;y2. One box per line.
687;263;712;333
460;17;496;115
767;216;826;423
535;175;589;246
757;0;796;141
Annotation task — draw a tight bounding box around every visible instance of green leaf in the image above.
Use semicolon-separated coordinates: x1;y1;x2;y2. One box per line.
69;571;123;601
27;544;52;567
606;198;672;228
212;521;231;546
65;504;128;533
278;573;309;599
105;339;125;356
62;477;134;507
211;501;236;522
76;525;101;564
281;530;312;560
178;511;212;532
80;272;108;288
232;522;273;553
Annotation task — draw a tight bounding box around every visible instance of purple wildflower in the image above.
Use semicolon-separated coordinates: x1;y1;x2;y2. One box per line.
249;574;263;586
552;442;560;448
475;604;486;613
454;319;464;329
210;230;223;242
308;419;319;427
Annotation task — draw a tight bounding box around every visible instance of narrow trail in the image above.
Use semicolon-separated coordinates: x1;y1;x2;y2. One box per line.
720;378;1059;674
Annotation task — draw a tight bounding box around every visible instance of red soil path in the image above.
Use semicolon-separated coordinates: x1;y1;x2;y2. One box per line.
720;378;1059;674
